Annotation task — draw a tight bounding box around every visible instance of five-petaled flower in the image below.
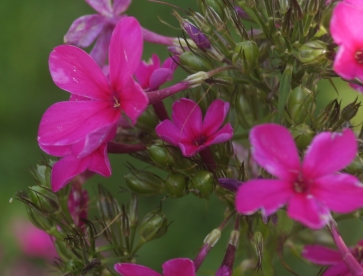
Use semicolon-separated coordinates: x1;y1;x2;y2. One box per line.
236;123;363;229
114;258;196;276
155;98;234;157
37;17;148;191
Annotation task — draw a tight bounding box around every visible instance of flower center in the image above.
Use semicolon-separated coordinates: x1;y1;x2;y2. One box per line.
194;136;206;146
113;96;120;108
293;174;308;193
355;50;363;64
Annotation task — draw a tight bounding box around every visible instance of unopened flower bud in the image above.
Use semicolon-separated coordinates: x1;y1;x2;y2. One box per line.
192;12;212;34
97;185;121;224
278;0;289;14
232;41;259;74
165;173;188;198
306;0;319;16
290;123;314;151
287;86;315;124
139;208;168;243
190;170;215;198
124;171;164;196
182;21;211;51
218;178;242;192
25;206;54;231
298;41;327;65
346;155;363;174
31;164;52;188
235;6;250;19
313;99;339;129
341;98;361;121
186;71;209;88
149;144;175;167
29;185;60;214
180;51;213;73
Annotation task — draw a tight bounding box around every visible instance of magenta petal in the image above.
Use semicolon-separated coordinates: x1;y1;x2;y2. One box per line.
64;15;106;47
202;100;230;136
302;129;357;179
236;179;292;216
155;120;181;146
287;194;330;229
114;263;161;276
113;0;132;15
323;262;350;276
40;144;71;157
85;0;113;16
179;142;204;157
135;54;161;89
90;28;113;67
149;68;173;90
250;124;300;181
109;17;143;92
312;173;363;213
86;143;112;176
204;123;233;146
333;46;362;80
162;258;195;276
302;245;341;265
49;45;110;100
162;56;179;72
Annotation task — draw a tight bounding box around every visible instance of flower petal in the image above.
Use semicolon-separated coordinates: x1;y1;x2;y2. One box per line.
312;173;363;213
236;179;292;217
250;124;300;181
49;45;110;100
114;263;161;276
302;245;341;265
40;144;71;157
135;54;161;89
323;262;350;276
113;0;132;15
333;45;363;80
155;120;181;146
85;0;113;16
202;100;230;136
302;129;357;179
64;14;106;47
179;142;205;157
162;258;195;276
90;27;113;67
149;68;173;90
109;17;143;92
204;123;233;146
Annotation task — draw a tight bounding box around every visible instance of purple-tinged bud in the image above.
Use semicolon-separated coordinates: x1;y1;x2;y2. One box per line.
216;230;240;276
182;21;211;51
167;46;184;56
139;208;169;243
235;6;250;19
218;178;242;192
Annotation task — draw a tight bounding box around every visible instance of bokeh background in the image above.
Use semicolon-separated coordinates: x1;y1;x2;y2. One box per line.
1;0;363;275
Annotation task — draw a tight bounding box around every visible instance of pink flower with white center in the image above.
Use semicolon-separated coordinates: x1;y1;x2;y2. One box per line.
114;258;195;276
155;98;234;157
331;0;363;81
302;240;363;275
236;123;363;229
38;17;148;191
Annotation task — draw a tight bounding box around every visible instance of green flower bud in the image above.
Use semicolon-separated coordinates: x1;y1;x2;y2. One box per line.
306;0;319;16
139;208;168;243
313;99;339;129
341;98;361;121
287;86;315;124
346;155;363;174
136;106;158;131
189;170;215;198
31;164;52;188
180;51;213;73
26;206;54;231
29;185;60;214
165;173;188;198
279;0;289;14
149;144;175;167
298;41;327;65
97;185;121;224
290;123;314;151
232;41;259;74
124;171;164;196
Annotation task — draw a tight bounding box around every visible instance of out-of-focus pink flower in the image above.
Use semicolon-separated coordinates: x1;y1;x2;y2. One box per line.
38;17;148;191
135;54;178;91
155;98;233;157
349;83;363;93
114;258;195;276
13;220;58;261
302;240;363;275
68;184;89;228
331;0;363;81
236;124;363;229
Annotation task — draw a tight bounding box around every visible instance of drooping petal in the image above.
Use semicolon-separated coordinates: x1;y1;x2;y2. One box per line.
90;27;113;67
85;0;113;16
109;17;143;92
162;258;195;276
64;15;106;47
162;56;179;72
202;100;230;136
113;0;132;14
333;46;363;80
250;124;300;181
135;54;161;89
149;68;173;90
179;141;205;157
302;245;341;265
39;144;71;157
323;262;350;276
204;123;233;146
155;120;182;146
38;101;119;146
236;179;293;217
87;143;112;176
312;173;363;213
287;194;330;229
114;263;161;276
302;129;357;179
49;45;110;100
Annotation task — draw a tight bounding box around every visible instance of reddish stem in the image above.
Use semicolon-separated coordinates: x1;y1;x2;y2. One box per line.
199;147;217;172
152;101;169;121
147;81;190;104
107;142;146;154
141;27;174;46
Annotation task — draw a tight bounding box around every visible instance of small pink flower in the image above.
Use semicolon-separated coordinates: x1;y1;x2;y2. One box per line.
114;258;195;276
236;124;363;229
330;0;363;81
155;98;233;157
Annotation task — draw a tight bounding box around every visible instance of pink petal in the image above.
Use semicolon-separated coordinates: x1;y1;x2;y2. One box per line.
323;262;350;276
155;120;181;146
162;258;195;276
204;123;233;146
38;101;119;147
172;98;203;140
40;144;71;157
64;14;106;47
236;179;293;217
162;56;179;72
109;17;143;92
333;45;363;80
202;100;230;136
114;263;161;276
85;0;113;16
135;54;161;89
149;68;173;90
90;27;113;67
250;124;300;181
302;245;341;265
113;0;132;14
312;173;363;213
302;129;357;179
287;194;330;229
179;141;205;157
49;45;110;100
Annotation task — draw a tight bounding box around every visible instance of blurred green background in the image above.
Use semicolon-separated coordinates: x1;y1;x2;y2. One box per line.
1;0;363;275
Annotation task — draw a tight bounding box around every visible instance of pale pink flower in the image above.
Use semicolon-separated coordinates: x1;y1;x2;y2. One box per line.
236;124;363;229
114;258;195;276
155;98;233;157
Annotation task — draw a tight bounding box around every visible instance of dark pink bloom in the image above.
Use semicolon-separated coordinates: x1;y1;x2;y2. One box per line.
155;98;233;157
350;83;363;93
331;0;363;81
114;258;195;276
236;124;363;229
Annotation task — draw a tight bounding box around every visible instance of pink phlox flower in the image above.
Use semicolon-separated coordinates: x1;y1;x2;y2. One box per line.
331;0;363;82
64;0;131;66
349;82;363;93
114;258;196;276
236;123;363;229
155;98;234;157
68;185;89;228
38;17;148;191
303;240;363;275
135;54;179;91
